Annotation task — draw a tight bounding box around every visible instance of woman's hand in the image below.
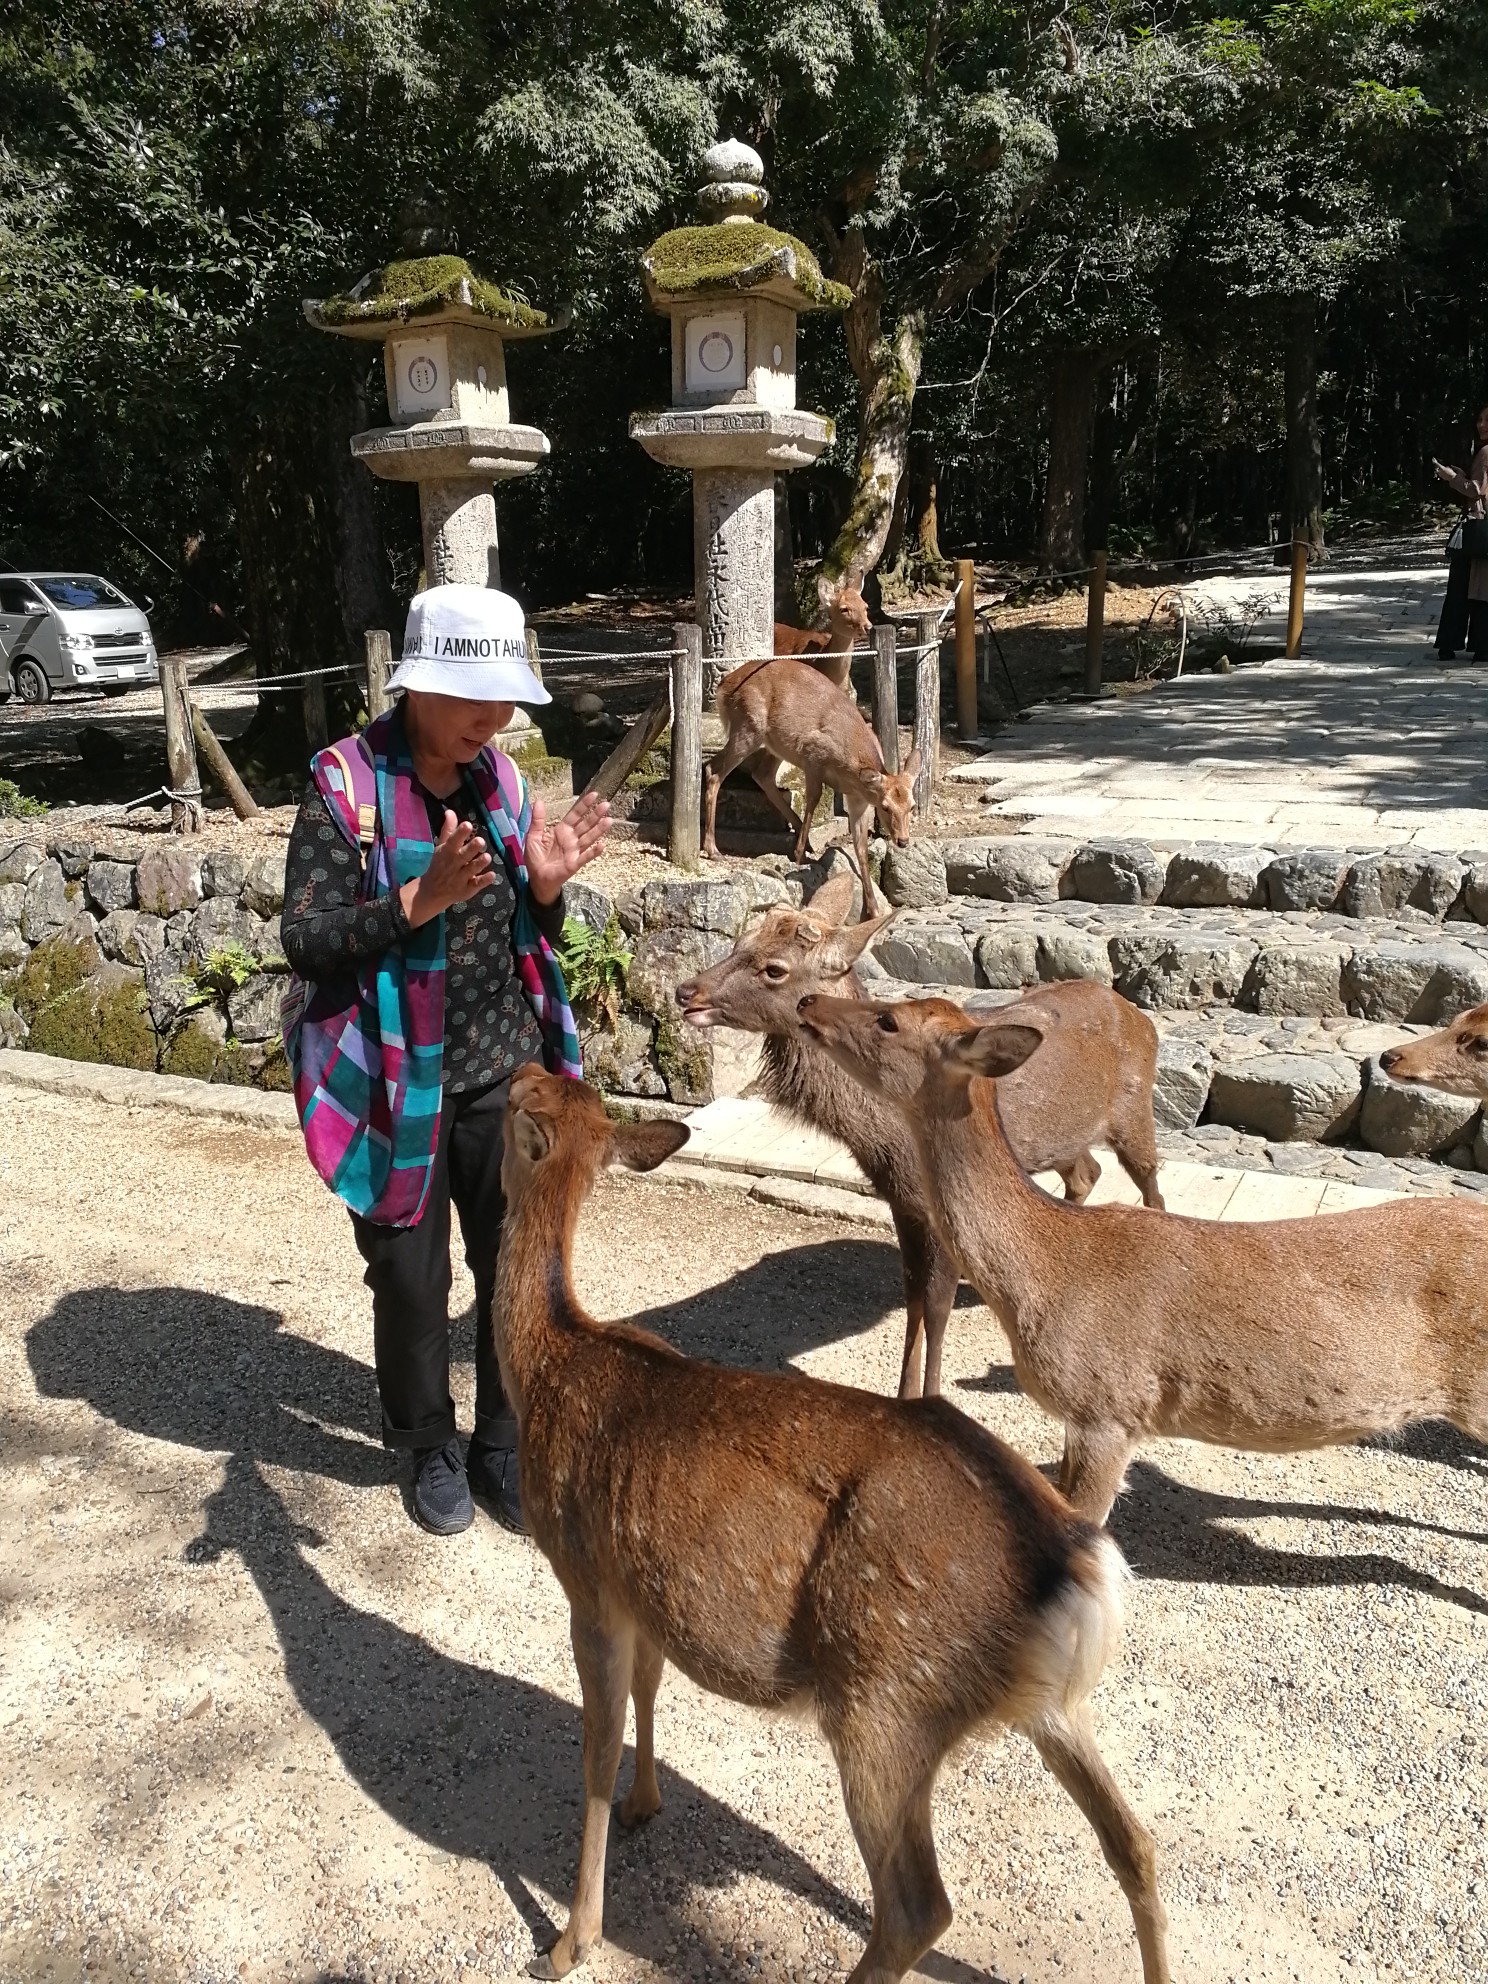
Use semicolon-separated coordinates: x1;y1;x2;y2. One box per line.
400;811;496;929
525;790;611;904
1435;458;1457;484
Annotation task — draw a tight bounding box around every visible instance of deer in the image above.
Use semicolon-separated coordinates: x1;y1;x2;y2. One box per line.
1380;1007;1488;1099
702;657;917;918
675;872;1165;1399
774;577;872;690
795;993;1488;1525
495;1061;1170;1984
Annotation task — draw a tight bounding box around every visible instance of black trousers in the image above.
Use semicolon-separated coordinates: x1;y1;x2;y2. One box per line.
1435;552;1488;657
350;1075;519;1452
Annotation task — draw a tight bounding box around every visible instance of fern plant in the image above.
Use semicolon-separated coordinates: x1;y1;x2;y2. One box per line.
557;915;631;1031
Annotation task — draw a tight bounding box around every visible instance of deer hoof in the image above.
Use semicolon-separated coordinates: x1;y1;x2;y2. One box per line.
617;1789;661;1829
530;1938;589;1980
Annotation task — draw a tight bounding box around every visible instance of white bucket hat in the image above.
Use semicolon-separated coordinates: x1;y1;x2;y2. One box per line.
389;584;551;705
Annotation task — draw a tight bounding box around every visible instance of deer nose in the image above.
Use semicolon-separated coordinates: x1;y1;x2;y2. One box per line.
675;980;698;1007
1379;1047;1402;1074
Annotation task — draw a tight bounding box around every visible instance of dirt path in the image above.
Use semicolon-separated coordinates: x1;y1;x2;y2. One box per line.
1;1086;1484;1984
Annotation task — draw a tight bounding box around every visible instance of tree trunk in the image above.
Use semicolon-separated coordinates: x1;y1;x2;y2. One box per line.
1285;298;1325;552
817;309;926;610
1039;349;1099;575
1087;370;1119;554
322;365;400;660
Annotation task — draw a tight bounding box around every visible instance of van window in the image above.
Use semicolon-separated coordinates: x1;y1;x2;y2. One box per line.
0;580;42;614
33;575;132;609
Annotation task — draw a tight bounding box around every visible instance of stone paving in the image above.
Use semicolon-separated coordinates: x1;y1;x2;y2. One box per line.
957;563;1488;849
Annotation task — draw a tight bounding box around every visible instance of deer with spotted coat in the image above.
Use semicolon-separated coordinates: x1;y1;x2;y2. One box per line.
496;1062;1170;1984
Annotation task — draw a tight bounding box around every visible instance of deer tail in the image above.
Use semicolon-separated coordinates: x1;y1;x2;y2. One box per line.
1011;1528;1129;1727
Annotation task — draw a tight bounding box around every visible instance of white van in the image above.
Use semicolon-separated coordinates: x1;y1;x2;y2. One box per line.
0;572;159;704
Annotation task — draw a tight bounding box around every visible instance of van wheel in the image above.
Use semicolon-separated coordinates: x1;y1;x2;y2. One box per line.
13;658;50;706
101;686;131;699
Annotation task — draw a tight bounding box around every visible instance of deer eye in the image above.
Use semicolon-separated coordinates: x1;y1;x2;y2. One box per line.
876;1010;899;1033
763;961;790;983
1467;1036;1488;1056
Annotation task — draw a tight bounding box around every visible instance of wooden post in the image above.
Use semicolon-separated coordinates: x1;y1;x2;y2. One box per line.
913;610;939;817
364;629;393;718
158;653;203;834
188;699;260;821
669;622;703;871
583;693;672;803
872;622;900;773
955;557;978;740
1285;537;1309;658
302;672;329;754
1083;548;1109;697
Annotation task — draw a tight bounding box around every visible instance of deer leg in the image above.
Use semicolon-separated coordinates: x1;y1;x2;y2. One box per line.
533;1612;633;1979
794;769;824;862
1057;1149;1103;1204
1110;1126;1166;1211
617;1632;665;1828
1057;1423;1135;1525
702;723;762;861
891;1209;931;1400
897;1294;925;1402
748;751;805;841
836;1757;953;1984
1026;1707;1170;1984
919;1242;960;1401
847;799;882;919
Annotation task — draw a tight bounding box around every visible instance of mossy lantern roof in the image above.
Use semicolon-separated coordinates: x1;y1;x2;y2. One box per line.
305;254;554;341
642;222;851;315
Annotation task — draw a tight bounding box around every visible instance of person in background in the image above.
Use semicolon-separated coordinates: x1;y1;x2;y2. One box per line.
1433;404;1488;663
281;585;609;1536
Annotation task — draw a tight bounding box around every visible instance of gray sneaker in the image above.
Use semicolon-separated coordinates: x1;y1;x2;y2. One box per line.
412;1438;474;1535
467;1439;525;1535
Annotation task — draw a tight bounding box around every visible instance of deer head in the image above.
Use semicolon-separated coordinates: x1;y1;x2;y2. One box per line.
796;993;1046;1106
858;746;921;847
504;1065;689;1203
1379;1004;1488;1100
675;874;889;1033
826;580;872;646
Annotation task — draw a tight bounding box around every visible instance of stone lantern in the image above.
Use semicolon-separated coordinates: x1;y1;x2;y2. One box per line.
631;142;850;685
306;248;558;741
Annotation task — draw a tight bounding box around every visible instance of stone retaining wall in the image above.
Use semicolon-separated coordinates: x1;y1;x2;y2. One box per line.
882;834;1488;922
0;829;840;1106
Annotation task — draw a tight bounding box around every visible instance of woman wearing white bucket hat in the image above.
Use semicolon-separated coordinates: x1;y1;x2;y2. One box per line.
281;585;609;1536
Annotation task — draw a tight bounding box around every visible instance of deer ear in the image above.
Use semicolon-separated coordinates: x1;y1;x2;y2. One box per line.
816;912;890;975
858;768;885;797
609;1119;690;1172
946;1022;1045;1079
511;1108;553;1163
804;873;857;928
902;745;922;780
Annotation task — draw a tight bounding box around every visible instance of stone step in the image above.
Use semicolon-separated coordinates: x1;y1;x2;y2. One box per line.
860;974;1488;1185
882;834;1488;927
862;899;1488;1025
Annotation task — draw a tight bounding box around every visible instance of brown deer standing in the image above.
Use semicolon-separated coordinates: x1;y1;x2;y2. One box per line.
796;993;1488;1523
702;658;916;917
675;873;1165;1397
1380;1007;1488;1098
496;1063;1170;1984
774;578;872;689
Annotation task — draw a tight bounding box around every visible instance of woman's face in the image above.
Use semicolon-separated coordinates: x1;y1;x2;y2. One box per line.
404;691;516;764
1476;406;1488;444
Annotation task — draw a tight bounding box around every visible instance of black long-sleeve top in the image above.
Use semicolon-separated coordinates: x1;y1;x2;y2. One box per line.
281;777;565;1095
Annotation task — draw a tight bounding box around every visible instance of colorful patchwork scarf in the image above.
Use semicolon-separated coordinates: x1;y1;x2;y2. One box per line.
283;707;582;1227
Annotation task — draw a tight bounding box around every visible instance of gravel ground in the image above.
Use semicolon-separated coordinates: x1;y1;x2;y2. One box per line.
1;1085;1485;1984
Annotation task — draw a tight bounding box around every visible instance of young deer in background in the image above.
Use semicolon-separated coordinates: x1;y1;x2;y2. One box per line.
1380;1007;1488;1099
797;993;1488;1523
676;873;1165;1398
496;1064;1170;1984
702;659;917;917
774;577;872;689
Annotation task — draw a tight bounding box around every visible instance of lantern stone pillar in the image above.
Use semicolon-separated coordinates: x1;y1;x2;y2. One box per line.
631;142;849;691
305;254;557;741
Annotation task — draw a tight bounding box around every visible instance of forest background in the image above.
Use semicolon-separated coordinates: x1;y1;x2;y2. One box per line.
2;1;1486;751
